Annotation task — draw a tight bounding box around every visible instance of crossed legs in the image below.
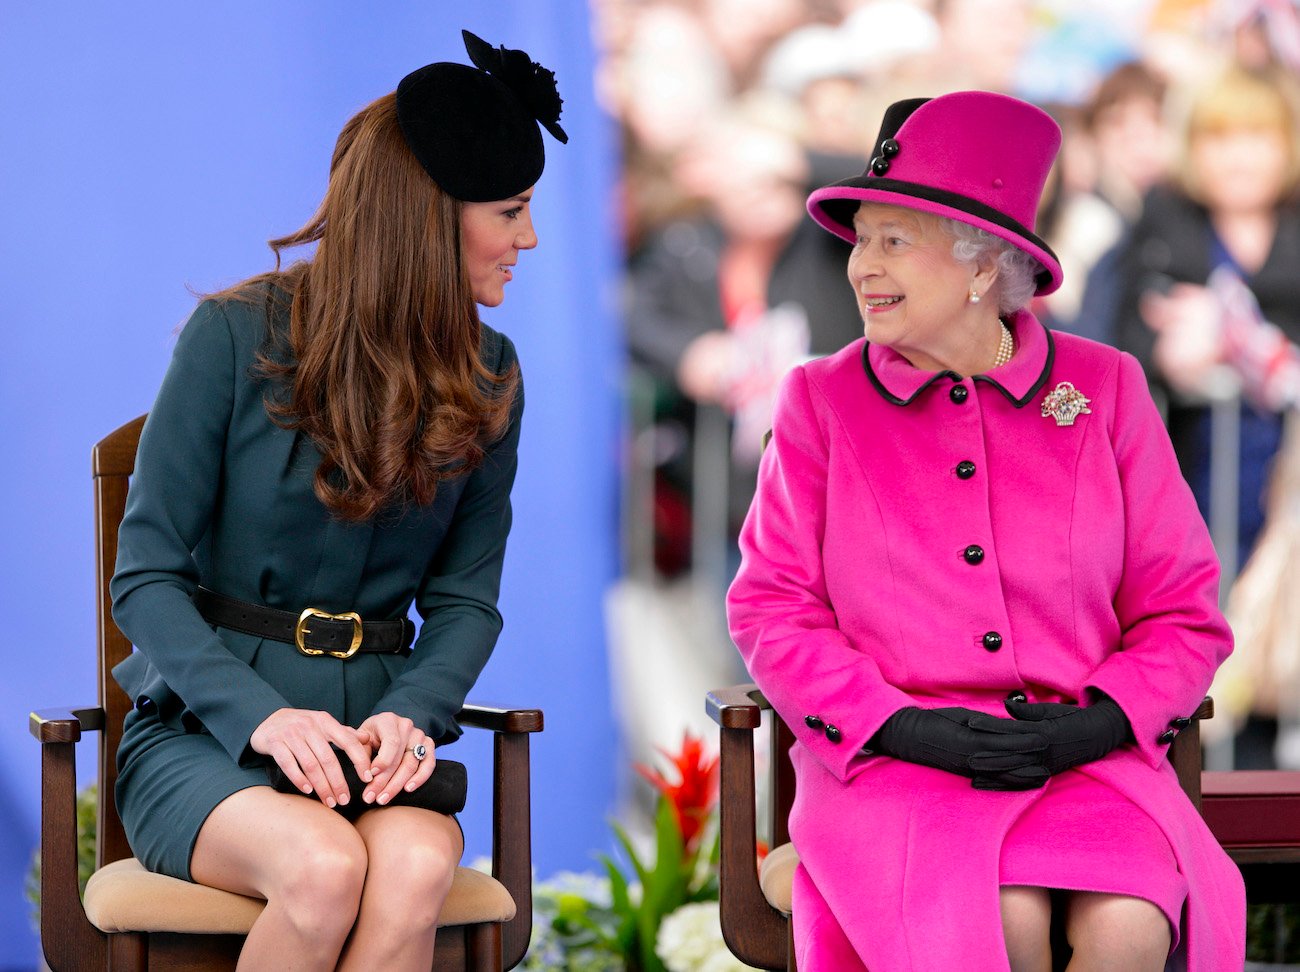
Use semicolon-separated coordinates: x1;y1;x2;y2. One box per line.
191;786;463;971
1001;887;1172;972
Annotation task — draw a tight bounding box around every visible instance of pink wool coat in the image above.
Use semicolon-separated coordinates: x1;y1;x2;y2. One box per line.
727;312;1245;970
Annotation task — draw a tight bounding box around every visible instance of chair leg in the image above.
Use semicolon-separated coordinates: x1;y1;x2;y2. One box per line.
466;922;502;972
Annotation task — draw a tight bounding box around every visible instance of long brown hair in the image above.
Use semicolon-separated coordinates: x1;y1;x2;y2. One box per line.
212;92;518;521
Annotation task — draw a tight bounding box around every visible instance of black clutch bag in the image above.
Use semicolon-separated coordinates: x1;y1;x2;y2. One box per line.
265;746;467;822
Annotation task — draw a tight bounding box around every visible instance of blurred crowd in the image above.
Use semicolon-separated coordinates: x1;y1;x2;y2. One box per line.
594;0;1300;771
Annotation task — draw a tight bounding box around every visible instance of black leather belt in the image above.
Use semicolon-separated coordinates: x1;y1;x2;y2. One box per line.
194;587;414;659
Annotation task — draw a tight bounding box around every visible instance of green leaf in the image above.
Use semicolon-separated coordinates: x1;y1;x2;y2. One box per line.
610;819;650;889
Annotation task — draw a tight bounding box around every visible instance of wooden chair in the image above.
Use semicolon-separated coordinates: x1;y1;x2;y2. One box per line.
706;683;1214;971
29;415;542;971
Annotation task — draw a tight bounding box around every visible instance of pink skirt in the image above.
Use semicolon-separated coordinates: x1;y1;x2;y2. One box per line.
1000;770;1188;948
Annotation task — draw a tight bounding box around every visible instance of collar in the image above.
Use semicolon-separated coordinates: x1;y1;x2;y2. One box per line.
862;309;1055;408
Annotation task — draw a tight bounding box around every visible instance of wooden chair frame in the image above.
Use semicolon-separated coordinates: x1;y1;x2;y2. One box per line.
30;415;542;971
706;682;1213;972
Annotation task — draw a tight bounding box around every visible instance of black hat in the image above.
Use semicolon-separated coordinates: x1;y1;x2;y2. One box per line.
396;30;568;202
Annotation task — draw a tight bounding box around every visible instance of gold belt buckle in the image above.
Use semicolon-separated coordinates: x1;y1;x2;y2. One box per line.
295;608;363;659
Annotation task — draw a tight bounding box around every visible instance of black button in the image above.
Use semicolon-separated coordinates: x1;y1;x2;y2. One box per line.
950;385;969;404
1158;729;1177;745
805;714;825;731
982;631;1003;652
880;137;900;158
956;460;976;479
1171;717;1192;730
135;695;155;713
824;724;843;744
963;544;985;565
870;156;890;176
1006;690;1027;703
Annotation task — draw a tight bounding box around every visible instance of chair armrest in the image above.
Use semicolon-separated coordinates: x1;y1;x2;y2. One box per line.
29;705;105;744
454;702;542;968
31;706;108;969
1170;696;1213;814
709;684;789;968
706;683;768;730
456;703;543;734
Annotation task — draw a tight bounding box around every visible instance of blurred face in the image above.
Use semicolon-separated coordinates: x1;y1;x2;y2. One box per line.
1191;126;1291;214
459;188;539;307
708;128;807;241
1094;96;1169;196
848;203;990;370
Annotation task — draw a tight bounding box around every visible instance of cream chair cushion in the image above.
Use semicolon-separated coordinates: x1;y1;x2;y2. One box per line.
758;842;799;916
83;857;516;933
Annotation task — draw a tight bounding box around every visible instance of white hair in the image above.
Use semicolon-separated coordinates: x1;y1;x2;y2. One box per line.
940;218;1042;314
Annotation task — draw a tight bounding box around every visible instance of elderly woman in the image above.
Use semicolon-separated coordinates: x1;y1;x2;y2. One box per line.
727;92;1245;971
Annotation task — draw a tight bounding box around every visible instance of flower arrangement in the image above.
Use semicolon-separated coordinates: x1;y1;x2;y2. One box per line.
524;732;760;971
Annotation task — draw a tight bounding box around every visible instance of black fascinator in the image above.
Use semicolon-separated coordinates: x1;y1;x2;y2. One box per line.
396;30;568;202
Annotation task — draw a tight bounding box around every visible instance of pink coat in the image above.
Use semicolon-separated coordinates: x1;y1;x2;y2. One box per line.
727;312;1245;970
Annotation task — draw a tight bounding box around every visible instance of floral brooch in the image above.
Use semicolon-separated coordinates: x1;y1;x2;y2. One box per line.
1041;381;1091;427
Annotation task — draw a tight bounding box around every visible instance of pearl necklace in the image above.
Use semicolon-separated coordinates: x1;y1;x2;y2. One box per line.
992;320;1014;369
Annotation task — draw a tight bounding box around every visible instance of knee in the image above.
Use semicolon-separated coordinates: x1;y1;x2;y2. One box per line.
275;825;368;936
1067;893;1170;963
369;838;459;930
1000;887;1052;972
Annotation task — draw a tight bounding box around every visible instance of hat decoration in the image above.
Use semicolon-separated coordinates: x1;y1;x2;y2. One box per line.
462;30;568;144
806;91;1063;295
396;30;567;202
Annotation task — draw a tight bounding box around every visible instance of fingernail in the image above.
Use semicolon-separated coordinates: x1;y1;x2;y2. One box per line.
302;785;313;794
337;793;349;805
378;792;390;805
363;771;372;783
364;790;374;803
405;781;417;792
326;797;336;808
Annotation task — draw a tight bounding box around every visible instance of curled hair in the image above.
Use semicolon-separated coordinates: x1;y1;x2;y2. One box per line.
940;218;1041;314
209;92;518;521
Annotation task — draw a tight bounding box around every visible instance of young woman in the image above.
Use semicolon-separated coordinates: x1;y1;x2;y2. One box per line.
109;31;566;969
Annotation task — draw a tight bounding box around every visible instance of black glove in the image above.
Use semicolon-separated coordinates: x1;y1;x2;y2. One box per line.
1003;696;1132;775
871;706;1049;791
266;745;468;821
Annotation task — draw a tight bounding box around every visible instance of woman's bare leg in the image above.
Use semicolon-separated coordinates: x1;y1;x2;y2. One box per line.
336;806;463;971
1002;886;1054;972
190;786;368;971
1066;892;1171;971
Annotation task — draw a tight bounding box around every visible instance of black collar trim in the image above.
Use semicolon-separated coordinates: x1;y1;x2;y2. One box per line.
862;325;1055;409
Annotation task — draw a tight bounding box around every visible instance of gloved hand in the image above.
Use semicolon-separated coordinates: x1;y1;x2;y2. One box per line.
1003;696;1132;775
871;707;1049;791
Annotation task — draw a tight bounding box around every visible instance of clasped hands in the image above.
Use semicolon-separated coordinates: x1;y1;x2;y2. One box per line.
249;708;435;809
871;697;1131;791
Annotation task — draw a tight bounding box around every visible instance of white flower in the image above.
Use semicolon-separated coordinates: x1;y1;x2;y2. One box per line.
656;901;762;972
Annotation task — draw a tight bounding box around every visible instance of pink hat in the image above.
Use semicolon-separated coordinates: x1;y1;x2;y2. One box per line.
807;91;1063;295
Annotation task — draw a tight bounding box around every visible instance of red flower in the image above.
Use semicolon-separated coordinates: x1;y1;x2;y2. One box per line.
635;732;720;852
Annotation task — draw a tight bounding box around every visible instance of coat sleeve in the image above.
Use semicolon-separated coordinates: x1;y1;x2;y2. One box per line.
369;337;523;744
727;365;915;783
110;301;291;764
1084;351;1233;767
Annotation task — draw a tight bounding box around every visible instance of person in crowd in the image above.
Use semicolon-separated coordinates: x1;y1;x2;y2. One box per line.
1070;60;1172;343
109;31;565;968
1114;63;1300;582
625;110;864;575
728;90;1244;970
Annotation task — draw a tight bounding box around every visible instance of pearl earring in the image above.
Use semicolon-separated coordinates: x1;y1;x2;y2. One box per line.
968;290;981;305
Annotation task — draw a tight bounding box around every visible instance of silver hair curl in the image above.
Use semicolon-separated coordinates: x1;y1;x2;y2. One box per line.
940;218;1041;314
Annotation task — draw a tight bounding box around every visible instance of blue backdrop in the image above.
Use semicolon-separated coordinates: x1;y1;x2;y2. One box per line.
0;4;620;968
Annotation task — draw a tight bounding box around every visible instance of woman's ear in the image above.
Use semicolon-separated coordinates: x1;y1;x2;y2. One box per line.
972;253;1000;302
